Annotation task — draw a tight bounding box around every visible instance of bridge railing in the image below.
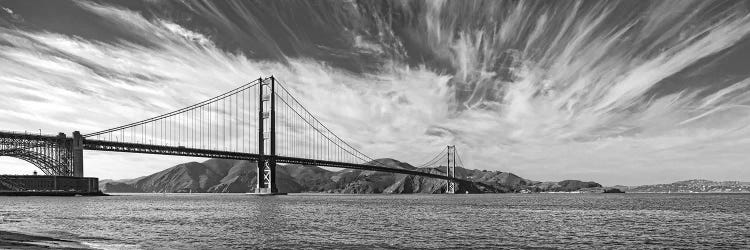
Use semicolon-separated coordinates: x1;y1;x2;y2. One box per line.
0;130;64;139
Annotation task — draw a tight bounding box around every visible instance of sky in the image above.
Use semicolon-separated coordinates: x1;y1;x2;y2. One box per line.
1;0;750;185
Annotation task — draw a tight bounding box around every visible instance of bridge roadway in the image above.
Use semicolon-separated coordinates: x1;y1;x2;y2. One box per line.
1;131;458;182
83;139;458;181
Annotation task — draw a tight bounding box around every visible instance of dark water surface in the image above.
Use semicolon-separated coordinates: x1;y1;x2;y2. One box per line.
0;193;748;249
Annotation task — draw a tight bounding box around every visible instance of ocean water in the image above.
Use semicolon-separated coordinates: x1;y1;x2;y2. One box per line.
0;193;748;249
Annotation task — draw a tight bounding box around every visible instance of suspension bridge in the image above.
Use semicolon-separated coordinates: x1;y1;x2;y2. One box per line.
0;76;466;194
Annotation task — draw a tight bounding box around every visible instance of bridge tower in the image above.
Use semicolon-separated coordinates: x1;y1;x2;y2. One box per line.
446;145;456;194
256;76;278;194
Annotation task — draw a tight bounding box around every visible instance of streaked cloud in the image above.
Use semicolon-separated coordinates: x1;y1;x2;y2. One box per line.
0;1;749;185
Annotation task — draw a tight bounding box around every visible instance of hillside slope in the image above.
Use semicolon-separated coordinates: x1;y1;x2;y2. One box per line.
103;158;600;193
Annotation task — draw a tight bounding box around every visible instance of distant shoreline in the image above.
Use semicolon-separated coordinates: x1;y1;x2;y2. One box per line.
100;191;750;195
0;230;92;249
0;191;108;196
621;191;750;194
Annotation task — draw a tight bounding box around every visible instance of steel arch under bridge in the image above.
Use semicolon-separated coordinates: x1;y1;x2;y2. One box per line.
0;131;84;177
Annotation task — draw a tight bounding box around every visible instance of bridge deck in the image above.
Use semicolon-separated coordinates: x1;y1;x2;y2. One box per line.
83;140;457;181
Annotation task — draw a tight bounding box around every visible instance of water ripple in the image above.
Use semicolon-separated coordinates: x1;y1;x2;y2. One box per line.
0;193;748;249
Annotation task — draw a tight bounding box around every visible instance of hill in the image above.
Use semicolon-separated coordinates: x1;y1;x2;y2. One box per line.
623;179;750;193
102;158;601;194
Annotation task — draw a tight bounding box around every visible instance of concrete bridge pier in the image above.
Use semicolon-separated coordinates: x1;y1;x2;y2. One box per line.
72;131;84;177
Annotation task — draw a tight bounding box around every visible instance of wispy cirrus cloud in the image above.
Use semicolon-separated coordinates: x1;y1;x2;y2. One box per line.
1;1;750;185
0;1;454;179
